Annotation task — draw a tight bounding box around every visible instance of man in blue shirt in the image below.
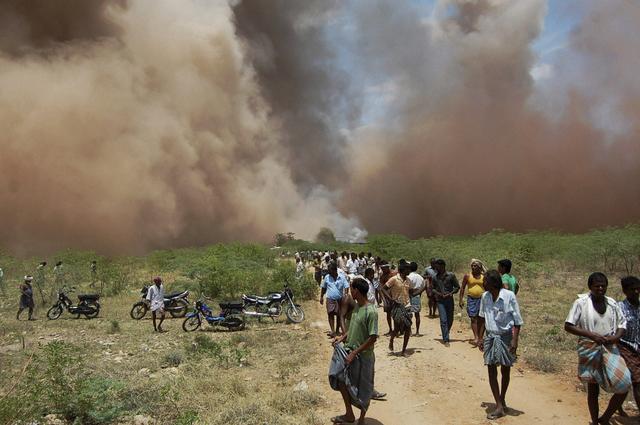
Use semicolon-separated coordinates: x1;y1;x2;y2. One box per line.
321;262;349;337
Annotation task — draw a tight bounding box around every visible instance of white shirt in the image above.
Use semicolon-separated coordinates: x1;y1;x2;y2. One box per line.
408;272;425;292
479;289;524;335
363;277;377;306
146;284;165;311
346;259;358;275
566;294;626;337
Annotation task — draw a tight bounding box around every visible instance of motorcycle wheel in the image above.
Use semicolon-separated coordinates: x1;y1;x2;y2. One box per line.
285;304;305;323
182;315;201;332
47;305;63;320
169;298;189;318
84;304;100;319
130;302;148;320
224;315;245;331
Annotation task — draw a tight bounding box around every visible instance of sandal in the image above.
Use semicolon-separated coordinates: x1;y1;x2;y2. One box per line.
330;415;355;424
487;411;505;420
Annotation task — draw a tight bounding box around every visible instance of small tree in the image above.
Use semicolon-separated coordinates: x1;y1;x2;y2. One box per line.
315;227;336;244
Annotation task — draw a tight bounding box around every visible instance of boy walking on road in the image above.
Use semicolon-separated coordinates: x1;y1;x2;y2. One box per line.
329;277;378;425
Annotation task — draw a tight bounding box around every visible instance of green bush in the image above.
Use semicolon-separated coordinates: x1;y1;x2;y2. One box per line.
0;341;135;424
189;335;248;368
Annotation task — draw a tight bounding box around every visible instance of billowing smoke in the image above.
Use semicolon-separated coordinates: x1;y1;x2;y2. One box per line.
0;0;637;255
341;0;640;237
0;0;361;255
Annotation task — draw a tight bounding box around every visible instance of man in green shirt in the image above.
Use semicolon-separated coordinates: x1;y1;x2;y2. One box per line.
330;277;378;424
498;259;519;294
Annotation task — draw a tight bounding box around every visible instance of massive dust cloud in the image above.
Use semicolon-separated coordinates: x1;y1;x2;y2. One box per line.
0;0;637;255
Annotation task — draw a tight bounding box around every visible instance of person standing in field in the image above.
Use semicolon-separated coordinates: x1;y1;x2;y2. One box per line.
617;276;640;414
321;262;349;337
17;275;35;321
432;259;460;347
460;259;487;347
35;261;47;305
295;257;305;279
564;272;630;425
381;262;412;356
329;277;379;424
498;259;519;294
313;255;323;285
423;258;438;318
147;276;166;332
90;260;98;289
408;261;426;336
0;266;4;296
478;270;523;420
53;261;65;291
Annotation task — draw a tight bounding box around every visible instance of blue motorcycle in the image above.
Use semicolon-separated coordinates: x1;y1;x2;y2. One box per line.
182;299;245;332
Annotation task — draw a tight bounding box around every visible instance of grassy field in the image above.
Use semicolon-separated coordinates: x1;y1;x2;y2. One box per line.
0;225;638;424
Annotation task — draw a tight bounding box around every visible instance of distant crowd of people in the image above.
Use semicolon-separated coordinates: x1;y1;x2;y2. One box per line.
300;250;640;425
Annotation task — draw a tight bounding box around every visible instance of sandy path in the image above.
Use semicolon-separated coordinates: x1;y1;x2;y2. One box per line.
308;303;591;425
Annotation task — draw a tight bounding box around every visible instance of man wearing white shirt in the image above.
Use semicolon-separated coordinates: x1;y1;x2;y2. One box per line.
479;270;523;420
147;276;166;332
408;262;426;336
346;253;359;276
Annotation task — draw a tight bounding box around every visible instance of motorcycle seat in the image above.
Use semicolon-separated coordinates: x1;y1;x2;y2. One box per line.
242;294;270;304
165;290;188;299
219;301;244;310
78;294;100;301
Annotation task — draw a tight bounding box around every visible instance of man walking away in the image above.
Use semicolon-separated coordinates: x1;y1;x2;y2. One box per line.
408;262;426;336
147;276;166;332
478;270;523;420
617;276;640;416
329;278;378;425
378;262;395;335
432;259;460;346
498;259;519;294
321;262;349;337
17;275;35;321
382;262;412;356
423;258;438;317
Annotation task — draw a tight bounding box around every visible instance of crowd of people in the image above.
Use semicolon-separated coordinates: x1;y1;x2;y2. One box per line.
306;250;640;425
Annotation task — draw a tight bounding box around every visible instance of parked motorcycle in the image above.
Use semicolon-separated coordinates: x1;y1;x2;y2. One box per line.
242;283;305;323
130;286;190;319
47;287;100;320
182;298;245;332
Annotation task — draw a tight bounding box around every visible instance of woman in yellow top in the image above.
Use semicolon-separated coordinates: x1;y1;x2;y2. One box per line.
459;259;487;347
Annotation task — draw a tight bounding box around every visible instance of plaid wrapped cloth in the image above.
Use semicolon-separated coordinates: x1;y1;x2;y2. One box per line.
577;339;632;394
328;343;374;411
483;333;515;367
391;302;412;333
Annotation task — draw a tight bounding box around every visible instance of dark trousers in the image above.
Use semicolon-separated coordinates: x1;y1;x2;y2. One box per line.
437;297;454;342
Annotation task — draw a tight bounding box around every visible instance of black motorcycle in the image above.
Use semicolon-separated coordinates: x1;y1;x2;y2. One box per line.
130;286;189;319
47;287;100;320
242;283;305;323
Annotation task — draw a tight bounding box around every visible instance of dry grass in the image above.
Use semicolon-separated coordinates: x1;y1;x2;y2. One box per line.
0;281;327;425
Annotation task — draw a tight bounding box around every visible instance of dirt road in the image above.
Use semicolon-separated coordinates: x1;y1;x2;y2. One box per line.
307;303;592;425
